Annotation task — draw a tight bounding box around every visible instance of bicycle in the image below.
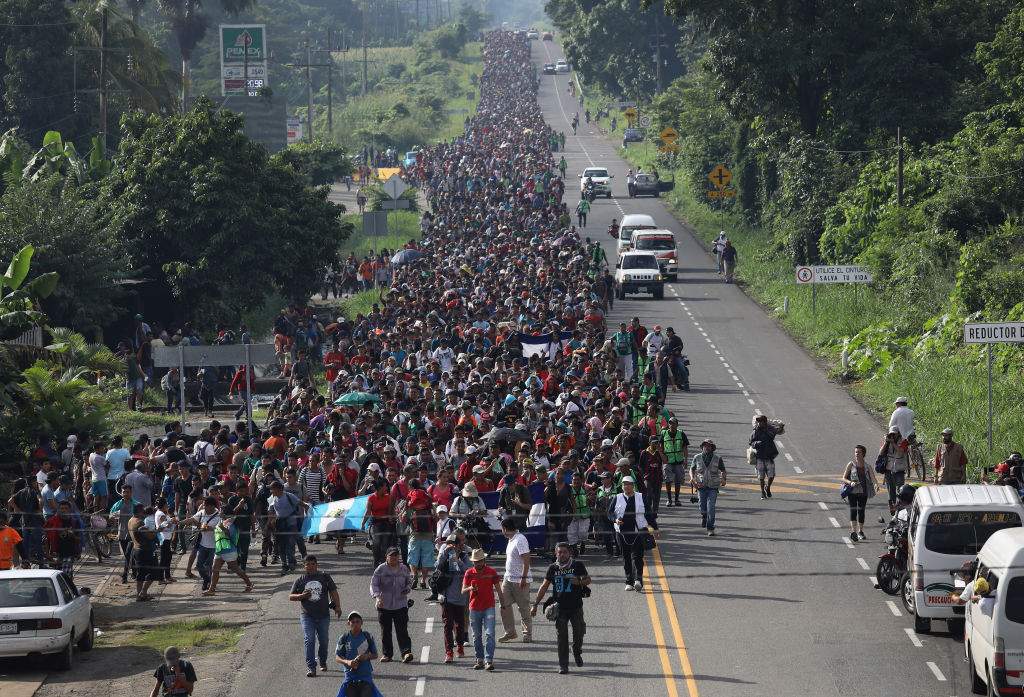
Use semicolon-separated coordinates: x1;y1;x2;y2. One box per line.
86;513;114;560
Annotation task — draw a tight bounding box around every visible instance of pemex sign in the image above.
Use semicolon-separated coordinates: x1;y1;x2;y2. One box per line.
220;25;267;96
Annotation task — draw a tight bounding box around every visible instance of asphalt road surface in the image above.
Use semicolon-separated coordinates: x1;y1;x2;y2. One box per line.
226;41;971;697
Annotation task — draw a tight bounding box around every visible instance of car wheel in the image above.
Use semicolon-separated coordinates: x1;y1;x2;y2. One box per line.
669;274;678;283
653;287;664;300
607;192;612;199
78;616;94;651
56;631;74;671
968;645;986;695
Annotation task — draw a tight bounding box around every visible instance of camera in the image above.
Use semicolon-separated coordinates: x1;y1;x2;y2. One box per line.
689;495;699;504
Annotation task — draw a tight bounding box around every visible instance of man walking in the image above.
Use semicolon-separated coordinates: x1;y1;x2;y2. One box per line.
370;547;414;663
662;418;690;506
531;541;591;674
690;440;726;536
289;556;342;677
749;415;778;499
576;197;590;229
933;427;968;485
498;517;533;644
462;547;506;671
889;397;915;444
334;612;381;697
720;240;738;283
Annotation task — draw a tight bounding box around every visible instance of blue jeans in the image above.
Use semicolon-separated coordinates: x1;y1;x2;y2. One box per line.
469;606;495;663
196;545;215;585
276;521;298;568
300;614;330;670
669;356;690;386
22;523;44;566
698;488;719;530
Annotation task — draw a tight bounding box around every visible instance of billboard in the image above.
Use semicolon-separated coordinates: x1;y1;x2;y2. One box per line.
219;24;268;97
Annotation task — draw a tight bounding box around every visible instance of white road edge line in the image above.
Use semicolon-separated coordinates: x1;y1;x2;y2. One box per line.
817;501;827;510
424;617;434;634
926;661;946;681
856;557;869;570
886;600;902;616
828;517;841;528
904;628;923;647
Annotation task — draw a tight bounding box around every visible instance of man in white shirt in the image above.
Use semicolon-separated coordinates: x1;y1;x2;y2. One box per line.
889;397;915;445
178;496;221;592
643;325;666;354
431;338;455;373
498;517;533;643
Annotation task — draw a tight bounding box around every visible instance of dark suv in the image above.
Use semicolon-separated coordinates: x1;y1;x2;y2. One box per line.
622;128;644;144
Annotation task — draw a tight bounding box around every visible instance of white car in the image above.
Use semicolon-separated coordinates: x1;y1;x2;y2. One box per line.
0;569;94;669
527;29;539;40
556;60;569;73
614;251;664;299
579;166;613;198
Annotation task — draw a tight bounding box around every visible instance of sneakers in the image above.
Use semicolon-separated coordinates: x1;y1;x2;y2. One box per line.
474;662;485;670
306;669;316;678
379;656;392;663
444;651;454;664
559;668;569;674
760;488;767;500
633;581;643;592
485;663;495;671
858;531;866;541
625;583;634;591
456;645;465;657
402;652;414;663
497;633;518;643
850;531;858;542
522;636;532;643
707;529;715;537
765;487;772;498
602;554;614;562
318;662;327;671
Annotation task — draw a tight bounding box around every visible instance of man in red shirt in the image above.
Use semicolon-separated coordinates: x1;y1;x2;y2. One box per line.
323;342;346;396
462;547;506;671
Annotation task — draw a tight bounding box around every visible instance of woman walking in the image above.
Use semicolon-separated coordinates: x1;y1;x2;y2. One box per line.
841;445;879;542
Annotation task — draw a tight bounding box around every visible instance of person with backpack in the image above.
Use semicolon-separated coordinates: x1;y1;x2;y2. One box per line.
611;322;634;381
334;611;382;697
201;516;254;596
403;480;436;590
434;534;472;662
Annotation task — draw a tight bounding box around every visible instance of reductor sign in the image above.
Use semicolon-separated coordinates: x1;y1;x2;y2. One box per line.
964;322;1024;344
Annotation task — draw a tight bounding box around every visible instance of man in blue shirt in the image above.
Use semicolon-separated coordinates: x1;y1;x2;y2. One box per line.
334;611;381;697
105;435;131;505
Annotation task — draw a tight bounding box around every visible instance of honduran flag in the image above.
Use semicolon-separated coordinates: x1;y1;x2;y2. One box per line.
518;331;573;361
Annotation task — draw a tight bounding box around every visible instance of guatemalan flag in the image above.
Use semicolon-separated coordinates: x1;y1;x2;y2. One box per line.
518;331;573;361
302;482;549;552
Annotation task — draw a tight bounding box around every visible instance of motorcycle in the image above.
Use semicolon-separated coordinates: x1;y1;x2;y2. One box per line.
583;183;597;203
875;520;909;595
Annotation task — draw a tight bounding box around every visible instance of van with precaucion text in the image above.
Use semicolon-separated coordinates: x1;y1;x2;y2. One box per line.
901;485;1024;637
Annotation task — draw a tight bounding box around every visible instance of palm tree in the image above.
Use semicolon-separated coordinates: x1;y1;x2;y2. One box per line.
157;0;255;111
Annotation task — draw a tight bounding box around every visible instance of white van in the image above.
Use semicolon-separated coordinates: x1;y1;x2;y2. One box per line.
965;527;1024;697
617;213;656;256
903;485;1024;634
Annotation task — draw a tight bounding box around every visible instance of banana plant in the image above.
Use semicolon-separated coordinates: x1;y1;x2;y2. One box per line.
0;245;60;341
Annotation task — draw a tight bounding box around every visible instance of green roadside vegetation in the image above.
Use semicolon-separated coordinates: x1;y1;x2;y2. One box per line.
549;0;1024;474
97;618;244;655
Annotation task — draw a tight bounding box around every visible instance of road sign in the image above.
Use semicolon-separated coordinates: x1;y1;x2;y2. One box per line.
381;199;411;210
624;107;638;123
708;164;732;190
660;145;680;152
793;265;873;284
660;126;678;144
964;322;1024;344
362;211;388;237
219;25;267;97
638;115;651;128
153;343;276;368
382;173;408;200
707;190;736;198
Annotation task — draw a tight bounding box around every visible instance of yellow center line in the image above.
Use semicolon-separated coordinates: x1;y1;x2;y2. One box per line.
644;561;681;697
652;546;700;697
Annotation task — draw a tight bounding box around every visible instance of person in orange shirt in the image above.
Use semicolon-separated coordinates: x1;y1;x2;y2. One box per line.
358;258;373;291
263;426;287;461
0;510;27;569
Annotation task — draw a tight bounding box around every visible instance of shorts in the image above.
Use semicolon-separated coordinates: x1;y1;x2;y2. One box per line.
407;539;435;567
664;463;686;484
129;378;144;391
755;458;776;479
217;550;238;563
91;480;108;496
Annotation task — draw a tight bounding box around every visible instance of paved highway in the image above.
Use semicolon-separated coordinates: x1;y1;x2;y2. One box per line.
226;41;971;697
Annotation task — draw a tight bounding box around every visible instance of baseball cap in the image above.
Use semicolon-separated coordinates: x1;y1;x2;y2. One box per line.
621;476;635;483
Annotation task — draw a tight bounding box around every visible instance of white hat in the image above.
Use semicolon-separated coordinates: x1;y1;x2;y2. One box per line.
621;476;635;484
465;445;478;455
436;505;449;514
367;463;381;472
462;482;479;497
895;396;908;404
601;438;614;449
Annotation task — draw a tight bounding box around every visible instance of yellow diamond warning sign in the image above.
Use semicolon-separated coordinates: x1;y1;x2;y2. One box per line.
660;126;678;144
624;107;638;122
708;164;732;190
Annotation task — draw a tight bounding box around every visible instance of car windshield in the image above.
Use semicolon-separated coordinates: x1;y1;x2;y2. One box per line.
622;255;659;270
0;578;58;608
636;175;656;183
924;511;1022;555
585;170;608;178
636;239;675;250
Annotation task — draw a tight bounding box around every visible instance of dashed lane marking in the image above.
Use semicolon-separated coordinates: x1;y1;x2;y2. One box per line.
886;600;902;616
414;676;427;695
904;628;923;647
794;466;803;474
818;501;828;510
828;517;841;528
747;398;756;405
424;617;434;633
856;557;869;570
926;662;946;681
420;646;430;663
784;453;794;462
843;537;855;549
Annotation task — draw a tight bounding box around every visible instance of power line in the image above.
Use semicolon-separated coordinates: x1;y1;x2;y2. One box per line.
0;20;78;27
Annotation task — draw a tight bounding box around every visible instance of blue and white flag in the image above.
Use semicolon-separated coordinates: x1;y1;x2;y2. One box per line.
302;496;370;536
518;331;572;361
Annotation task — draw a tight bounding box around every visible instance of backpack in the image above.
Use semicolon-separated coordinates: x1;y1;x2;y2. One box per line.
410;506;433;534
216;330;236;346
294;330;310;351
428;556;455;594
614;332;630;355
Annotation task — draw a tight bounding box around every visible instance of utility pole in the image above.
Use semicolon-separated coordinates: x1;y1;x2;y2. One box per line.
305;37;313;140
650;14;667;96
318;29;350;138
361;28;368;97
897;126;904;206
99;4;108;148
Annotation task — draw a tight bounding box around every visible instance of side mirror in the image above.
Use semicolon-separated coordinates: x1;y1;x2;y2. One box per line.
614;262;621;269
